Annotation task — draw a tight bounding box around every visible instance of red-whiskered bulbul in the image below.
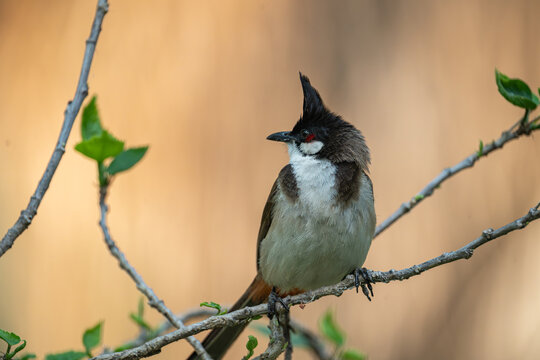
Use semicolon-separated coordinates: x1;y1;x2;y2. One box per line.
189;73;375;360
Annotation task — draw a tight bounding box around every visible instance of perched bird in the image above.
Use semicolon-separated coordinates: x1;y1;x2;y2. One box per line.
189;73;375;360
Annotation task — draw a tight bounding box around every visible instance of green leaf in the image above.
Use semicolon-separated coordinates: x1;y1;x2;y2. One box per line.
129;314;152;331
0;329;21;346
44;351;87;360
18;353;37;360
414;194;424;202
81;96;104;141
200;301;228;315
477;140;484;157
107;146;149;175
251;315;262;320
251;323;309;348
82;322;102;356
341;348;367;360
137;298;145;318
243;335;258;360
251;323;271;336
495;69;539;110
9;340;27;358
113;343;135;352
319;310;345;347
75;130;124;162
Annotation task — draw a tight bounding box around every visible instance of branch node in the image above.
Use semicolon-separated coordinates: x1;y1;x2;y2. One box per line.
20;209;34;224
482;228;494;239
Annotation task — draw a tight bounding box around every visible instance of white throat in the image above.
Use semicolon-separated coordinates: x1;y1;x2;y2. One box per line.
287;143;337;215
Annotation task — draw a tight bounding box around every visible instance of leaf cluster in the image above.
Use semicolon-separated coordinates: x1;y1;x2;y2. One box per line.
75;97;148;186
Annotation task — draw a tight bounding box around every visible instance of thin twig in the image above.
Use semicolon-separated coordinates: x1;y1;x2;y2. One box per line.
98;186;212;360
253;315;288;360
0;0;109;258
375;110;536;237
91;202;540;360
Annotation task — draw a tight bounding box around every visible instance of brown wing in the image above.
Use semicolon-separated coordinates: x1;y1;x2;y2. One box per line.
255;165;298;270
255;179;278;271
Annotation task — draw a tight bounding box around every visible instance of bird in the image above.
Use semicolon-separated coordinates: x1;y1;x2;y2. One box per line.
188;73;376;360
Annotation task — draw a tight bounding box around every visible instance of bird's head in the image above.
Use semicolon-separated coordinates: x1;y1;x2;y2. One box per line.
267;73;370;170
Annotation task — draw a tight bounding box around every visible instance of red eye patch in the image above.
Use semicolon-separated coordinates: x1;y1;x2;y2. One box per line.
305;133;315;142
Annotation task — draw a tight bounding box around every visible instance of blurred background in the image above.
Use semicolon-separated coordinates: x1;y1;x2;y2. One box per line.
1;0;540;359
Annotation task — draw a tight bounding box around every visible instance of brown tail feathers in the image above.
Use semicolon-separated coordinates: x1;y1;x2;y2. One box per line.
187;275;272;360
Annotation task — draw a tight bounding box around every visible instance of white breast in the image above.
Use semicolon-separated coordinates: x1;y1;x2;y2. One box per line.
258;145;375;291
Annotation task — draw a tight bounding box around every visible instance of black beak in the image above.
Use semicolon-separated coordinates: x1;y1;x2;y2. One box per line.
266;131;297;143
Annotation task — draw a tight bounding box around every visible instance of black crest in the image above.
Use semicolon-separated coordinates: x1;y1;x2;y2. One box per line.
300;72;325;115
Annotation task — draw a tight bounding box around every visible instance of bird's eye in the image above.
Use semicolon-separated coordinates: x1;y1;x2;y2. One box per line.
301;129;315;142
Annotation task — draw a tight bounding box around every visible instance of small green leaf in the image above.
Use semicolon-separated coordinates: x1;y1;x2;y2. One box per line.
319;310;345;347
251;323;309;348
243;335;258;360
107;146;148;175
129;314;152;331
477;140;484;157
495;69;539;110
82;322;102;356
9;340;27;359
341;348;367;360
251;315;263;320
0;329;21;346
18;353;37;360
137;298;145;318
200;301;227;315
113;343;136;352
251;323;271;336
44;351;87;360
414;194;424;202
81;96;104;141
75;130;124;162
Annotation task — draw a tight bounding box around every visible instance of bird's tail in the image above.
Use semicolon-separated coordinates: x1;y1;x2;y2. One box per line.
187;275;272;360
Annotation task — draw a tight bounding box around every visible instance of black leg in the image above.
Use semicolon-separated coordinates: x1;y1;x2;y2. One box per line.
354;267;374;301
267;286;289;319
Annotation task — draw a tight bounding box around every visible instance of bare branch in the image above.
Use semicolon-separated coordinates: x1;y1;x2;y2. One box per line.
0;0;110;258
98;186;211;360
375;110;537;237
253;316;288;360
91;202;540;360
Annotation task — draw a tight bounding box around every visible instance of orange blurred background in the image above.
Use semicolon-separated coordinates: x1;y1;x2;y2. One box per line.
1;1;540;359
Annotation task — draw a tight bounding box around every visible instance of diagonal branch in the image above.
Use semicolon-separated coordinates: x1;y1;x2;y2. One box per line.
0;0;110;258
98;186;212;360
91;201;540;360
375;110;537;237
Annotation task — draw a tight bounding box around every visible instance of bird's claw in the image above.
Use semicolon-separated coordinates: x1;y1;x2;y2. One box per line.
354;267;374;301
268;287;289;319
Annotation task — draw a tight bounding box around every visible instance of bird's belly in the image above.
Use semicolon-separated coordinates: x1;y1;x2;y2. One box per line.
258;193;373;291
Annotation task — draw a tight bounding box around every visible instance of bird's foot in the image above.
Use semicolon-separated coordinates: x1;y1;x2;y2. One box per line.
354;267;374;301
267;287;289;319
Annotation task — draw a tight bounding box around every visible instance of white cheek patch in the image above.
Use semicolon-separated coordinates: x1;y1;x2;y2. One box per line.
299;140;324;155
